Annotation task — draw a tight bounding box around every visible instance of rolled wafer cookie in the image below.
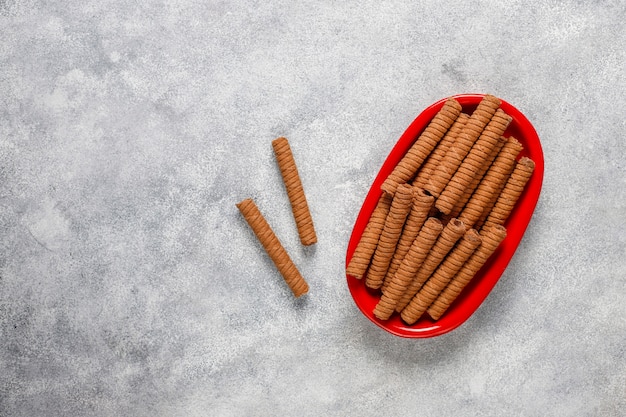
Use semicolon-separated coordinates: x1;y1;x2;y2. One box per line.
412;113;469;189
395;218;467;312
365;184;414;289
424;94;501;197
373;218;443;320
381;99;462;195
481;157;535;231
428;225;507;320
272;137;317;246
435;109;512;215
381;187;434;292
401;228;482;324
459;136;523;230
236;198;309;297
346;193;393;279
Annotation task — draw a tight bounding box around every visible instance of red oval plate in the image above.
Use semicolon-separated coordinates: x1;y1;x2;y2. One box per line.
345;94;544;338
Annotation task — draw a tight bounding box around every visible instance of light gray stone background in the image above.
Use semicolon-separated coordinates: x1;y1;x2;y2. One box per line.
1;0;624;416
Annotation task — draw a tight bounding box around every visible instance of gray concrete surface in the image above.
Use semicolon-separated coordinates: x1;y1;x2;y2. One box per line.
1;1;625;416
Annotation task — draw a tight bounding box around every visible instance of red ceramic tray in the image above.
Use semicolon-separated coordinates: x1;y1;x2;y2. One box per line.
345;94;544;338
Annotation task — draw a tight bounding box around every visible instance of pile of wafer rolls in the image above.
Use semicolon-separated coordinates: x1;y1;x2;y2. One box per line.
346;95;535;323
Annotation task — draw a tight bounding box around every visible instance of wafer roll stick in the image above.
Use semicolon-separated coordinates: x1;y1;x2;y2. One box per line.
448;135;507;219
381;187;434;292
346;193;393;279
459;137;523;230
395;218;466;312
428;225;507;320
401;229;482;324
481;157;535;231
236;198;309;297
381;99;462;195
365;184;414;289
413;113;469;188
424;95;501;197
436;109;512;215
373;218;443;320
272;137;317;246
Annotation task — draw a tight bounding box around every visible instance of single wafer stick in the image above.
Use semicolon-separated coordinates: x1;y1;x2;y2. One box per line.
401;229;482;324
381;99;462;195
346;193;393;279
236;198;309;297
365;184;414;289
395;218;466;312
428;225;507;320
459;136;523;230
424;95;501;197
412;113;469;188
381;187;434;292
373;218;443;320
435;109;512;215
272;137;317;246
481;157;535;231
447;135;507;219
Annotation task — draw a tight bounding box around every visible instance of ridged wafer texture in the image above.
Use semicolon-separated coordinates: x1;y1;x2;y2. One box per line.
401;228;482;324
424;94;501;197
395;218;467;312
435;109;512;215
481;157;535;231
373;218;443;320
365;184;414;289
427;225;507;320
381;99;462;195
346;193;393;279
272;137;317;246
459;136;523;230
381;187;434;292
236;198;309;297
447;135;507;219
412;113;469;189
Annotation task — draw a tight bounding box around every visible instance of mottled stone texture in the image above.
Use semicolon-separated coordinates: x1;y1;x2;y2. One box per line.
1;1;625;416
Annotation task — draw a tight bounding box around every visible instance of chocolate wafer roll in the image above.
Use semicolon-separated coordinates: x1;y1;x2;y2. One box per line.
401;229;482;324
459;136;523;230
412;113;469;189
236;198;309;297
365;184;414;289
346;193;393;279
373;218;442;320
395;218;466;312
435;109;512;215
424;95;501;197
272;137;317;246
481;157;535;230
381;99;462;195
428;225;507;320
381;187;434;292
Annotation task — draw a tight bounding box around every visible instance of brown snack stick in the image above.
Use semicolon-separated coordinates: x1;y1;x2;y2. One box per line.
424;95;501;197
381;187;434;292
373;218;443;320
395;218;467;312
428;225;507;320
459;136;523;230
412;113;469;189
401;229;482;324
365;184;414;289
236;198;309;297
272;137;317;246
346;193;393;279
447;135;507;219
435;109;512;215
481;157;535;231
380;99;462;195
